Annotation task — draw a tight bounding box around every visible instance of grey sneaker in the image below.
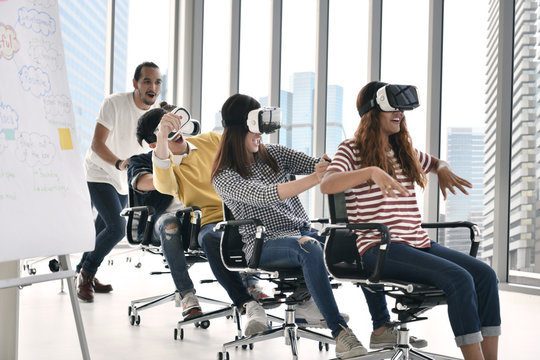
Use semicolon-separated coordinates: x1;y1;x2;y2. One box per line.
370;326;428;349
181;292;203;320
295;297;350;328
244;300;269;336
335;326;368;359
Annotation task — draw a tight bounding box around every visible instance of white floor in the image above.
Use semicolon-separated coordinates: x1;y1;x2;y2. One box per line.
16;246;540;360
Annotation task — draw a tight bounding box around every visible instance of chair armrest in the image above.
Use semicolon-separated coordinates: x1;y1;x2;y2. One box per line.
120;205;156;246
421;221;480;257
214;219;266;269
176;207;202;250
321;223;390;283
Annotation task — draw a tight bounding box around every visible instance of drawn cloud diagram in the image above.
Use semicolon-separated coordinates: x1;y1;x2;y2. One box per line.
17;7;56;37
15;132;56;167
29;0;57;9
0;103;19;133
0;23;21;60
19;65;51;98
28;39;64;71
43;94;72;118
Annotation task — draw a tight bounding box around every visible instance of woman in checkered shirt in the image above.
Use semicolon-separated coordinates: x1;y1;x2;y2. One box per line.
320;81;501;360
211;93;368;359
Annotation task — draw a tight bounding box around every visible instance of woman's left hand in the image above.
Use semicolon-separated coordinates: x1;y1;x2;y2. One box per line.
438;167;472;200
314;154;331;182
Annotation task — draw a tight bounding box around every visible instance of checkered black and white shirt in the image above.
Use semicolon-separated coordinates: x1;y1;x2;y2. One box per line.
212;144;321;263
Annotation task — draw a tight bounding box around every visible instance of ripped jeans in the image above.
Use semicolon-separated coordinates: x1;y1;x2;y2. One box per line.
153;213;195;298
258;228;347;339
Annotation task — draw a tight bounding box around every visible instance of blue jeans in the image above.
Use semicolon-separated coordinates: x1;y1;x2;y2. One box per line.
258;229;347;338
362;241;501;347
77;182;127;275
198;223;253;307
154;213;195;297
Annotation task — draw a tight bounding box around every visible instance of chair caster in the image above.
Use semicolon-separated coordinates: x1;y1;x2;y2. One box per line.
128;306;132;316
174;327;184;340
241;343;253;350
217;351;230;360
194;320;210;329
318;341;329;351
129;314;140;326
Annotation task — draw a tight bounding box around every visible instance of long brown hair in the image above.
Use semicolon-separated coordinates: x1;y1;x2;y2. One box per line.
355;81;427;188
211;94;279;180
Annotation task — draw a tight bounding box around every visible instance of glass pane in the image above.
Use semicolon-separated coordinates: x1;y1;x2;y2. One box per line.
381;0;429;214
58;0;108;159
113;0;129;94
327;0;369;157
440;1;489;258
280;0;316;210
123;0;169;101
239;0;271;105
508;1;539;286
201;0;231;134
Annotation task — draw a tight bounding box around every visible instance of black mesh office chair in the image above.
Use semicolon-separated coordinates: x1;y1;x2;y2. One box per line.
321;192;480;360
213;204;335;360
121;187;241;340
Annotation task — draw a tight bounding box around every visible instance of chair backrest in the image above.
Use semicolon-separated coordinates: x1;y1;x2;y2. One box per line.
220;204;249;269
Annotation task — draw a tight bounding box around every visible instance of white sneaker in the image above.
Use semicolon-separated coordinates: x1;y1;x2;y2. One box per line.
335;326;368;359
295;297;350;328
181;292;203;320
244;300;269;336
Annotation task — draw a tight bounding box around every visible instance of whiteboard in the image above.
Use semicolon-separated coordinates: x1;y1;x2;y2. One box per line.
0;0;95;263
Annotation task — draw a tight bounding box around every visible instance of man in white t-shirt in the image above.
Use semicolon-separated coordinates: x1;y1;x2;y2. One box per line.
77;62;162;302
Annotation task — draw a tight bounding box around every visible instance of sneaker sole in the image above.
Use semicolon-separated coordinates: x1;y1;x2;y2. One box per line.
182;307;203;319
336;347;368;359
295;318;328;329
244;321;268;337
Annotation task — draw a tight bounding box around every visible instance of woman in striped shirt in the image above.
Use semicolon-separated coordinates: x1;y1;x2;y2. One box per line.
320;81;501;360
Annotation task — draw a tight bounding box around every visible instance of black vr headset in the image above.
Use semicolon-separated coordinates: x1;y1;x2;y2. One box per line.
155;107;201;141
358;84;420;117
246;107;282;134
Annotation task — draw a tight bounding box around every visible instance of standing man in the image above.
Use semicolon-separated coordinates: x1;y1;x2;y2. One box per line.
77;62;162;302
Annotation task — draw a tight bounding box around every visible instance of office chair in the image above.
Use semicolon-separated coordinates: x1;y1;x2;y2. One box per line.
121;188;240;340
213;204;335;360
321;192;480;360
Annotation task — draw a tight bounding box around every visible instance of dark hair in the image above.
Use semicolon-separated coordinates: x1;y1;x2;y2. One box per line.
133;62;159;81
354;81;427;188
136;108;167;146
212;94;278;179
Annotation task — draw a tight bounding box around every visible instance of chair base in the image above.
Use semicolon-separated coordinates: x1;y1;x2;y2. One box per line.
218;305;335;360
331;325;461;360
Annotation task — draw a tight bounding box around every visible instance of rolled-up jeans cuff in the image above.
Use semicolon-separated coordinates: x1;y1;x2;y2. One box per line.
482;326;501;337
455;331;483;347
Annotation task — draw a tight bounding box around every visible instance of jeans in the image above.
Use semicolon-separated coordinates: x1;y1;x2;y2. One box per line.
362;241;501;347
77;182;127;275
154;213;195;297
198;223;253;307
258;229;347;339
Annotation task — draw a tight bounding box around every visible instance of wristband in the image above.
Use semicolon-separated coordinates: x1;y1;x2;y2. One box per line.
115;159;123;170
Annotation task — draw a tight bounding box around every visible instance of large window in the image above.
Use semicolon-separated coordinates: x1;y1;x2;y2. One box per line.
327;0;369;156
201;0;232;133
123;0;169;99
439;1;489;257
508;0;539;286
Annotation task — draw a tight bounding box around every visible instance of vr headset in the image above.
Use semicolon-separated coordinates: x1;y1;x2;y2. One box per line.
246;107;282;134
358;84;420;117
163;107;201;140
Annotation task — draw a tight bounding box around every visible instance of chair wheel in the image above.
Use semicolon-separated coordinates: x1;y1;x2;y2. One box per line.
217;352;229;360
129;315;140;325
174;328;184;340
249;343;254;350
200;320;210;329
128;306;132;316
319;342;329;351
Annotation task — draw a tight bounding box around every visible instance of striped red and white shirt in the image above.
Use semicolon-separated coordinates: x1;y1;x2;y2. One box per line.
329;139;435;256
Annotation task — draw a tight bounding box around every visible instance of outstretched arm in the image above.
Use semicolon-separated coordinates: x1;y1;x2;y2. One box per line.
276;155;331;200
321;166;410;198
432;159;472;200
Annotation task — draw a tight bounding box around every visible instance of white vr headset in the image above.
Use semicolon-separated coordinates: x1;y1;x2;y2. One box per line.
246;107;282;134
358;84;420;116
154;107;201;140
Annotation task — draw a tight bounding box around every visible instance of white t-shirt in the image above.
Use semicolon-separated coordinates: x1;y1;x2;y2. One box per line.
84;92;154;194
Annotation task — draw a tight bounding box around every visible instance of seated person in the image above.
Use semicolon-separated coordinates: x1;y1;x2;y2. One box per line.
211;94;366;359
128;146;203;320
142;106;324;335
320;81;501;360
